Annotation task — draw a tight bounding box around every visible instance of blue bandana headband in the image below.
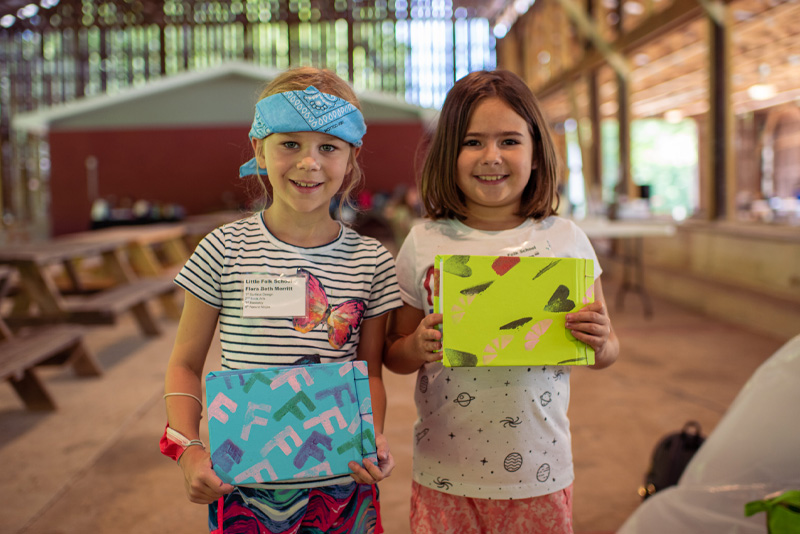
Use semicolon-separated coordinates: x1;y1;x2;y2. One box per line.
239;85;367;177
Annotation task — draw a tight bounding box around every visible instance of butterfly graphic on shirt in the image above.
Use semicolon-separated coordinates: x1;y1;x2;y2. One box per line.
292;268;366;349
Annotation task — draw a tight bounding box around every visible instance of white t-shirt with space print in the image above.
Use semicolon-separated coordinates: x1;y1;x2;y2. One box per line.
395;216;601;499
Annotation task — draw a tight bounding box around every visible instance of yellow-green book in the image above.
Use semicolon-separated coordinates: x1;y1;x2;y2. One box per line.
433;255;595;367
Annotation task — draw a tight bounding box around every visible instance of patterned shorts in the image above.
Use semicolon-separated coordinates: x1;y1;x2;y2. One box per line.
410;481;573;534
209;482;379;534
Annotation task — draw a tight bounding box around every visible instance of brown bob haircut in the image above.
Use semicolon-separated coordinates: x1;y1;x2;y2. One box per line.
247;66;364;212
420;69;561;221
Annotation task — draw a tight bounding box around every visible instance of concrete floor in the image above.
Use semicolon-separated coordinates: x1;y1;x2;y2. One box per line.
0;278;789;533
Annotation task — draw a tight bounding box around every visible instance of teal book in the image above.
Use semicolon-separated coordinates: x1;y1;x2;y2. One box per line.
433;255;595;367
205;361;377;484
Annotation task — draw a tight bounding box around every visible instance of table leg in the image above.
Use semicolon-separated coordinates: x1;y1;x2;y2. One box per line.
614;237;653;318
66;340;104;377
101;248;137;283
162;238;190;266
62;259;86;293
13;262;68;319
130;302;163;336
9;370;57;411
126;243;163;277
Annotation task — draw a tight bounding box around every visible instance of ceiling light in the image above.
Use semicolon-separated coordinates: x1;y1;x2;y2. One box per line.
623;1;645;15
538;51;551;64
664;109;684;123
18;4;39;18
514;0;530;14
0;15;15;27
747;84;776;101
493;23;508;39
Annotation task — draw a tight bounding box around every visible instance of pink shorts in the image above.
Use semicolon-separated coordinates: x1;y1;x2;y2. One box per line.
410;481;573;534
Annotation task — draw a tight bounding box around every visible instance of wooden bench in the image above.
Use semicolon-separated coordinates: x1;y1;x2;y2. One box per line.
66;276;179;336
0;322;102;411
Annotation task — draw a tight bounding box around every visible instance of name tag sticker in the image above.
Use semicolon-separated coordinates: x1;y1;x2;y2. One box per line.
242;275;305;317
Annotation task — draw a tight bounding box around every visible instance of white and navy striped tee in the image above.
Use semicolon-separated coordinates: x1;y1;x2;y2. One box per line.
174;212;402;489
176;212;402;369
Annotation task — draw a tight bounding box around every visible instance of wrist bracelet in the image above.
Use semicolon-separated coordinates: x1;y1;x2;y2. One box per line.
177;439;206;465
159;423;205;462
163;392;203;408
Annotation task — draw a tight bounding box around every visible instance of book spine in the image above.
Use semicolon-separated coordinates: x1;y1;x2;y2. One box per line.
583;259;595;364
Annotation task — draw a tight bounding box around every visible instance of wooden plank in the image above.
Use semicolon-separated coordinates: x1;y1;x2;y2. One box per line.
1;325;101;377
0;239;126;264
66;276;177;336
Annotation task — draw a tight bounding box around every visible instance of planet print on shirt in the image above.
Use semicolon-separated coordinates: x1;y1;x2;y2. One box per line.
419;374;429;393
454;392;476;407
504;452;523;472
536;463;551;482
540;391;552;406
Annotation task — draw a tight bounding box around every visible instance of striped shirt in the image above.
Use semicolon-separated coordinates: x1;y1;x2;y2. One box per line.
174;212;402;489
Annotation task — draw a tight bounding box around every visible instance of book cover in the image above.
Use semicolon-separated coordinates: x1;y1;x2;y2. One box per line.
205;361;377;485
433;255;595;367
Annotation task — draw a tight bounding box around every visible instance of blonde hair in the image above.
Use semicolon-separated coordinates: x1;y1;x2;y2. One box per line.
420;70;560;221
246;67;364;215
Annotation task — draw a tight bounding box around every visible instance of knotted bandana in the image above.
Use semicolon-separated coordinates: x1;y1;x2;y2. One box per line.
239;85;367;177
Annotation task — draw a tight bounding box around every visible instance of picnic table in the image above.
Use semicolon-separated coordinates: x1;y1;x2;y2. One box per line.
0;235;177;336
57;223;191;319
0;265;101;411
59;222;190;278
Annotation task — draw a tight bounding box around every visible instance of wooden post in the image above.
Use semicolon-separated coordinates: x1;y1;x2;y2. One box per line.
704;0;734;220
614;0;634;203
347;1;355;83
588;70;602;193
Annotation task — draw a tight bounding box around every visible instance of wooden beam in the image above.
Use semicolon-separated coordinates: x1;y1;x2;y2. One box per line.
552;0;630;78
538;0;704;98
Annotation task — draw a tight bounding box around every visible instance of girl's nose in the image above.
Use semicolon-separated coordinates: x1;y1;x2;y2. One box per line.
482;144;502;165
297;155;321;171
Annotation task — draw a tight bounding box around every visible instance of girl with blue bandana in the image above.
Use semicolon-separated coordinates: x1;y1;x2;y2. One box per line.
163;67;402;533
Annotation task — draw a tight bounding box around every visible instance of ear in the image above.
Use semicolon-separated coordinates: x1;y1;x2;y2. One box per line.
251;138;267;169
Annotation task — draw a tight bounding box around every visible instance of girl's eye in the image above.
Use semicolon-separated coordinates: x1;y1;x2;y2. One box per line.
283;141;299;149
462;139;480;147
502;139;520;145
320;144;336;152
